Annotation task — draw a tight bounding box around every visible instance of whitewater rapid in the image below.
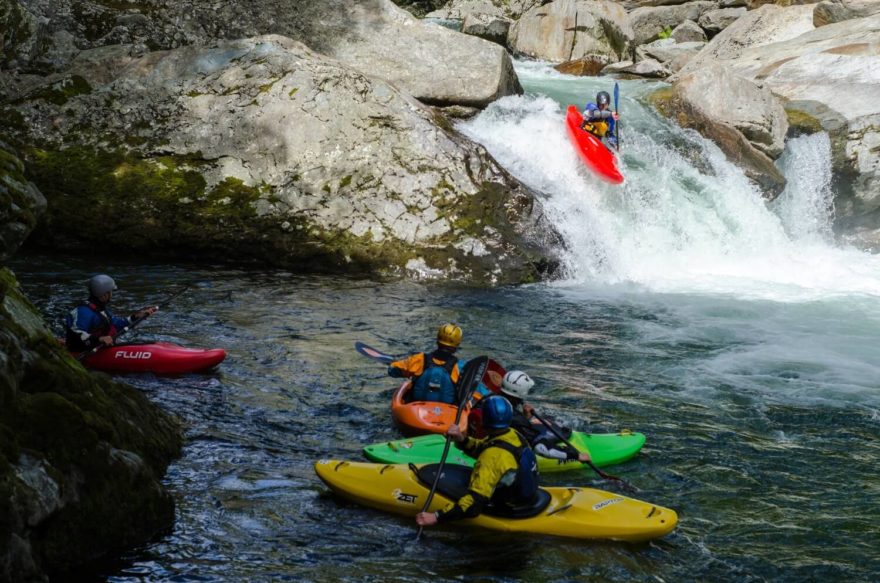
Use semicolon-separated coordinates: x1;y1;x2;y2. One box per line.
459;62;880;303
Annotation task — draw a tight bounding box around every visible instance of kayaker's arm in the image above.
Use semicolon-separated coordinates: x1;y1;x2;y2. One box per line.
534;442;588;462
388;353;424;378
435;448;514;524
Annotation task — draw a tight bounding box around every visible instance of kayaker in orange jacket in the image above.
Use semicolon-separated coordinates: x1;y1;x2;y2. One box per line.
388;324;464;404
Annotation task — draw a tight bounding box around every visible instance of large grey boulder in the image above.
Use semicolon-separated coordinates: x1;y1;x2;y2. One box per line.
652;64;789;196
672;19;709;42
698;7;748;35
7;0;522;108
720;15;880;248
676;4;815;75
427;0;544;19
5;36;558;283
319;0;522;107
602;57;672;77
509;0;633;63
630;1;718;45
813;0;880;26
637;38;707;63
0;0;50;69
461;12;512;46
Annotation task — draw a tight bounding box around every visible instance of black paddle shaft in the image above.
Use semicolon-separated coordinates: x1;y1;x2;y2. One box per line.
75;285;191;362
530;409;638;493
416;355;489;540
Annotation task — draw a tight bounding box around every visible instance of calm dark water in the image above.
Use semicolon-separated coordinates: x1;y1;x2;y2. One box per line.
11;252;880;582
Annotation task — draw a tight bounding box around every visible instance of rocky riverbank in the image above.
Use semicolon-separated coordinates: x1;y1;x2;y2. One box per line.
0;141;183;582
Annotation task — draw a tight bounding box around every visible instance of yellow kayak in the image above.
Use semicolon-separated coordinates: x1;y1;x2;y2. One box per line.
314;459;677;542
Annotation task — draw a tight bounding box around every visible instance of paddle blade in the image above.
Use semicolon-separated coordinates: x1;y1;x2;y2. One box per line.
483;359;506;393
354;341;394;364
613;82;619;111
456;356;489;410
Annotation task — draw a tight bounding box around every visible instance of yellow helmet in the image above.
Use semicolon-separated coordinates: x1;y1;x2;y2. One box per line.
437;323;463;348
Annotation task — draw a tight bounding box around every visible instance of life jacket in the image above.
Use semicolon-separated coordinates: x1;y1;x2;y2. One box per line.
581;119;609;137
86;301;119;337
411;351;458;404
481;431;539;507
65;301;118;350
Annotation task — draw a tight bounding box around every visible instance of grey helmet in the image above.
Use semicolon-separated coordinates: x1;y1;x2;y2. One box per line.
501;370;535;400
596;91;611;107
88;274;117;297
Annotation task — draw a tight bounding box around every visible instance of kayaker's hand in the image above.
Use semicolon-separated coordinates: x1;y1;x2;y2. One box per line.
523;403;535;418
612;112;620;121
416;512;438;527
133;306;159;321
99;335;114;346
578;452;592;463
446;424;465;443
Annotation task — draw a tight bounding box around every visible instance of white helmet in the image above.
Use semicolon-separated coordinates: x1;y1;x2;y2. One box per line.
501;370;534;399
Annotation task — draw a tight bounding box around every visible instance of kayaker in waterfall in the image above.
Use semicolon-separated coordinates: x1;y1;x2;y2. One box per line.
500;370;592;464
581;90;619;150
64;274;157;351
415;395;540;527
388;323;466;404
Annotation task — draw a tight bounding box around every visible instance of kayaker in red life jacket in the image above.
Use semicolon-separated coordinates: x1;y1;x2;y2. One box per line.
500;370;592;464
582;90;620;149
64;274;157;351
388;323;465;405
416;395;540;527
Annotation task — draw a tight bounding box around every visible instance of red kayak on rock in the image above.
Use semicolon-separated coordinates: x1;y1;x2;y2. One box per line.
565;105;624;184
74;342;227;374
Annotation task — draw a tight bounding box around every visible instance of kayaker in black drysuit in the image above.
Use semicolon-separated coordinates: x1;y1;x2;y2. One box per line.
387;323;465;404
65;274;157;351
582;90;620;150
415;395;540;527
499;370;592;464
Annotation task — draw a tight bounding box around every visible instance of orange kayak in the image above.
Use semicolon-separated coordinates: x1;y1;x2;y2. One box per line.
391;381;469;436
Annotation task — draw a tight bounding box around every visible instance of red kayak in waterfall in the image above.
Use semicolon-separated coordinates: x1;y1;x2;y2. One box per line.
72;342;227;374
565;105;624;184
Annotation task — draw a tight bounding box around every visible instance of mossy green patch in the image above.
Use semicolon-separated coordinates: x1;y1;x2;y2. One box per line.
646;86;675;118
339;175;353;189
29;75;92;106
785;108;824;136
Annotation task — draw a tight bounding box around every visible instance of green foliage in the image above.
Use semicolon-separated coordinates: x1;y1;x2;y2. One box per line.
658;26;674;40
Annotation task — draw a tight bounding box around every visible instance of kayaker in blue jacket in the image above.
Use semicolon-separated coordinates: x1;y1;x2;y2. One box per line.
65;274;157;351
416;395;540;527
582;90;619;149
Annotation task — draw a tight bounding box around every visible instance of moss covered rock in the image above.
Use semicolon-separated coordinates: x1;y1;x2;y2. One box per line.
3;36;558;284
0;269;182;580
0;139;45;261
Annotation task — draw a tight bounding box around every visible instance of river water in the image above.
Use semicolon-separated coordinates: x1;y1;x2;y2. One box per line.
11;61;880;582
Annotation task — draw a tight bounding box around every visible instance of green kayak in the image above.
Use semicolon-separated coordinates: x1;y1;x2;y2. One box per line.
363;430;646;473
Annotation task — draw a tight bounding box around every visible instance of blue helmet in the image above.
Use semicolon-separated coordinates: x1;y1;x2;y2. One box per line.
482;395;513;430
